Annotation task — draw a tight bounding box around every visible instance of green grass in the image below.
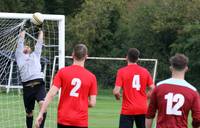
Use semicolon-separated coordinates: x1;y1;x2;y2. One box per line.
0;89;193;128
89;89;121;128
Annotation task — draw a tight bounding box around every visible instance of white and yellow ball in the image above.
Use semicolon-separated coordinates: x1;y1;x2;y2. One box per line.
31;12;44;25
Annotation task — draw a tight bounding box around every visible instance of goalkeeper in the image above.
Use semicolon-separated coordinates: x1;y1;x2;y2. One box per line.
15;30;47;128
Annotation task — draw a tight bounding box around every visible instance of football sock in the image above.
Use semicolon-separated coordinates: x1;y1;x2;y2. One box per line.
26;115;33;128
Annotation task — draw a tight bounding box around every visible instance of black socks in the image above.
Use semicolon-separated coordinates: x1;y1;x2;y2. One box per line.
26;115;33;128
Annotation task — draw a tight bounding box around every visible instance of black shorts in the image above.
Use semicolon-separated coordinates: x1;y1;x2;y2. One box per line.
57;123;88;128
119;114;145;128
22;79;46;113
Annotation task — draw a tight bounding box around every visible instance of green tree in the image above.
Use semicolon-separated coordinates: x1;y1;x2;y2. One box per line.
0;0;25;12
66;0;125;87
67;0;200;90
44;0;84;16
0;0;44;13
124;0;200;89
66;0;125;55
170;0;200;88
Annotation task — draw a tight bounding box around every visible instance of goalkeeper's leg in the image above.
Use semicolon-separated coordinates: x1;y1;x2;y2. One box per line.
26;112;34;128
36;81;47;128
23;86;36;128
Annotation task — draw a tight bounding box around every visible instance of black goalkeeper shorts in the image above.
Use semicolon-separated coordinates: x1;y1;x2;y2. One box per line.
119;114;145;128
22;79;46;113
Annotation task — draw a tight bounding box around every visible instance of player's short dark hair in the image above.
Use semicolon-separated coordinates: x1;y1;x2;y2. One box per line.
170;53;189;71
127;48;140;63
73;44;88;61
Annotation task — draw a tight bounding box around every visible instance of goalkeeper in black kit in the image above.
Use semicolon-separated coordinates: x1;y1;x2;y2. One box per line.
15;29;47;128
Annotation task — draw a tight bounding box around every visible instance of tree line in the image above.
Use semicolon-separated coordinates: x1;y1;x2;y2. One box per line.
1;0;200;90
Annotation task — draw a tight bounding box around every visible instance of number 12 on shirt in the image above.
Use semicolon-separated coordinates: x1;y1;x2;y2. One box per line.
165;92;185;116
132;75;141;91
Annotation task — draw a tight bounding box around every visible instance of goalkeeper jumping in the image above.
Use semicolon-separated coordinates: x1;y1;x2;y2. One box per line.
15;29;47;128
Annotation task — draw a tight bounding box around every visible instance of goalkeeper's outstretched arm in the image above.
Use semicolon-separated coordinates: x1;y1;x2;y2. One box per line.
15;30;25;54
34;30;44;56
15;30;26;67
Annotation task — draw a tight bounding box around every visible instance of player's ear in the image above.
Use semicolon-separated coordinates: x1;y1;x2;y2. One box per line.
85;54;88;60
72;52;75;59
169;66;173;72
185;66;188;72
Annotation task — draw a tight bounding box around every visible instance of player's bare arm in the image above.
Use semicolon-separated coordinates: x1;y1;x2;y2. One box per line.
34;30;44;56
16;30;26;54
38;30;43;41
88;95;96;107
147;84;155;98
145;118;153;128
113;86;121;100
35;85;59;128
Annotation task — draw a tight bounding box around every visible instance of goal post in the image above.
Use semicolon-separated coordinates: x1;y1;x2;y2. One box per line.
0;12;65;128
65;56;158;82
49;55;158;104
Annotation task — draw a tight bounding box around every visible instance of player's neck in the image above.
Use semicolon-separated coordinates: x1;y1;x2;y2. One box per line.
73;60;85;67
128;62;137;65
171;71;185;80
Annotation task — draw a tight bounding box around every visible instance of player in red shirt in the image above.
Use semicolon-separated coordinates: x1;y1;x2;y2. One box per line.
35;44;98;128
146;54;200;128
113;48;155;128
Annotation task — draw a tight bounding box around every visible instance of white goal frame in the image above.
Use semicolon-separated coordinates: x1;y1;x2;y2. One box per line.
51;56;158;84
0;12;65;92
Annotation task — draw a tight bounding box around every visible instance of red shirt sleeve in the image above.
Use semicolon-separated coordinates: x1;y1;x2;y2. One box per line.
115;70;123;87
53;69;62;89
146;88;157;119
147;71;153;87
89;75;98;96
191;92;200;128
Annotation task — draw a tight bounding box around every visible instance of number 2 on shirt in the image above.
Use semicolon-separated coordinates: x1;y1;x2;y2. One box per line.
132;75;141;91
165;92;185;115
70;78;81;97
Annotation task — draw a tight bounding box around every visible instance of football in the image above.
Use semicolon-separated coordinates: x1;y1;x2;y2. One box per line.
31;12;44;26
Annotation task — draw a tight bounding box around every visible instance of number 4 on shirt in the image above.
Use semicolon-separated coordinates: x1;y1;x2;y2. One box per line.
132;75;141;91
70;78;81;97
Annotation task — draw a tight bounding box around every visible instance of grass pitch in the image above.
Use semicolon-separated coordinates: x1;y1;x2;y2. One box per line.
0;89;193;128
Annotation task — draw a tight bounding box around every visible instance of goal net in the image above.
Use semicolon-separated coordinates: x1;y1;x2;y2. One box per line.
0;12;65;128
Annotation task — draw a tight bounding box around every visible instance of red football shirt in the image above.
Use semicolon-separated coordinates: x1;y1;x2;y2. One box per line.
115;64;153;115
146;78;200;128
53;65;98;127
